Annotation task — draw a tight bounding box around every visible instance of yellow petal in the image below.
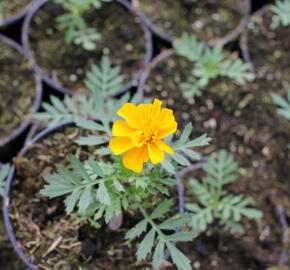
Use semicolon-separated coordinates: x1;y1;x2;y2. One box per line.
130;130;146;147
122;145;149;173
157;121;177;139
148;142;165;164
155;140;174;155
109;137;134;155
112;120;136;137
117;103;142;129
152;99;162;117
136;103;152;124
157;108;175;123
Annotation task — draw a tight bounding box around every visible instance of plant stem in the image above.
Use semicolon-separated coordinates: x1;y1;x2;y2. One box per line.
140;206;170;246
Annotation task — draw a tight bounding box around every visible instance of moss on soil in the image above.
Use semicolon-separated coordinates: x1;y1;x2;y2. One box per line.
1;0;31;22
28;1;147;92
0;40;35;141
136;0;244;42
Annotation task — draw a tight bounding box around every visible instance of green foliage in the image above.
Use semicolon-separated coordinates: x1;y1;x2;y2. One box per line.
174;33;254;98
271;89;290;121
271;0;290;29
38;82;212;270
0;163;10;196
84;55;124;96
271;89;290;157
34;56;132;127
54;0;112;50
40;154;196;269
161;123;212;174
40;155;178;222
126;203;194;270
73;90;141;145
185;150;262;233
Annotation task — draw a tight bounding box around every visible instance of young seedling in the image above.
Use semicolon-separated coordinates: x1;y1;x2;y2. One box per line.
54;0;112;50
271;0;290;29
40;97;211;270
174;33;255;98
186;150;263;234
34;55;124;126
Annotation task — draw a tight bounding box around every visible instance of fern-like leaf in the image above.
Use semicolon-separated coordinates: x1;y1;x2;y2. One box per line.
271;89;290;120
186;150;263;233
84;55;124;96
271;0;290;29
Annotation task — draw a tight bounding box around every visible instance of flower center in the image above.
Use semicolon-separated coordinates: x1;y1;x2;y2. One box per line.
131;130;157;147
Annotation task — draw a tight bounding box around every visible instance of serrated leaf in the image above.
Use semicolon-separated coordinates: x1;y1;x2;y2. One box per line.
183;134;212;148
84;55;124;96
65;190;81;213
56;165;81;185
152;240;165;269
104;206;114;223
76;119;106;131
0;163;10;182
97;182;111;205
172;153;190;166
40;185;75;198
136;228;155;261
94;147;111;156
183;149;201;160
74;135;107;146
167;231;197;241
88;157;104;177
50;95;66;113
161;159;175;174
159;214;191;230
151;199;174;219
78;186;91;212
167;243;192;270
178;123;192;145
0;164;10;196
125;219;148;240
241;208;263;219
113;180;124;192
70;155;91;180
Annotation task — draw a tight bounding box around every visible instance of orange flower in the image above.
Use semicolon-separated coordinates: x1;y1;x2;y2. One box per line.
109;99;177;173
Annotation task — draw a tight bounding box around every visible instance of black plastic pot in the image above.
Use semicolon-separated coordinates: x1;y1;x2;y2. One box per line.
0;0;34;30
0;33;43;163
2;120;185;269
22;0;153;97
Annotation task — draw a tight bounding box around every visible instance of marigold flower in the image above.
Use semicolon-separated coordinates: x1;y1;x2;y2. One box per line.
109;99;177;173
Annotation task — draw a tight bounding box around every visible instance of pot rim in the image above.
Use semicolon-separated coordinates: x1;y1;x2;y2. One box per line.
0;33;43;149
2;119;185;270
21;0;153;97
